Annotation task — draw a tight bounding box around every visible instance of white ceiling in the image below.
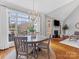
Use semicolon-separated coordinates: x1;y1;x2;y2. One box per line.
0;0;74;14
48;0;79;20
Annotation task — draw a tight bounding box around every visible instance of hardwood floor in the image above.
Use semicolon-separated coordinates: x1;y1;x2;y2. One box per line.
0;44;56;59
51;38;79;59
0;38;79;59
0;47;16;59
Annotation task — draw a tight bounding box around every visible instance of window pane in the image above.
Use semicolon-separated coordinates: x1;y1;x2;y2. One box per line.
17;13;28;18
17;18;28;35
8;11;17;17
9;10;32;41
9;17;16;41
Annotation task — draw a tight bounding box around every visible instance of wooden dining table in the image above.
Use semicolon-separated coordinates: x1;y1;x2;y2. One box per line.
17;35;49;59
27;35;49;43
17;35;49;43
27;35;49;59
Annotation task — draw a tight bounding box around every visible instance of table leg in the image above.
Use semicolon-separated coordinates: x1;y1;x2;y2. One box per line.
32;43;38;59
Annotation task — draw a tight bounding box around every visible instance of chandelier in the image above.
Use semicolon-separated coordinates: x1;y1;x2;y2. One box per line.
30;0;39;21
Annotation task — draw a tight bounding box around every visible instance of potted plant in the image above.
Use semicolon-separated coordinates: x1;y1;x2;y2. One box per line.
62;24;69;35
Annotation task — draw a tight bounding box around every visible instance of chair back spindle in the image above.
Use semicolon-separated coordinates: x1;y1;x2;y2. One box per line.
14;37;28;59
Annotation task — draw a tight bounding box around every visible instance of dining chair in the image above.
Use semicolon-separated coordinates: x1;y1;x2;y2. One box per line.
37;35;51;59
14;36;32;59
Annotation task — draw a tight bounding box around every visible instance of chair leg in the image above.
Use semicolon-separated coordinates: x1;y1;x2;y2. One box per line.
48;47;50;59
16;54;18;59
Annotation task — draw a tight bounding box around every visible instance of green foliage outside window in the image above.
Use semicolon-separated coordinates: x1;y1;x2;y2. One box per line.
27;25;36;32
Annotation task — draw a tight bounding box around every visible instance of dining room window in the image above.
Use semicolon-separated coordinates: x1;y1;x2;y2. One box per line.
8;10;31;41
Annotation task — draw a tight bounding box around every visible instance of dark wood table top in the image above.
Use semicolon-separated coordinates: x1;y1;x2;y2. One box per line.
17;35;49;43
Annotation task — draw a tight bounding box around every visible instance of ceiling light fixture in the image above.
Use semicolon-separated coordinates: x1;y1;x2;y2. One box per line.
30;0;39;21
